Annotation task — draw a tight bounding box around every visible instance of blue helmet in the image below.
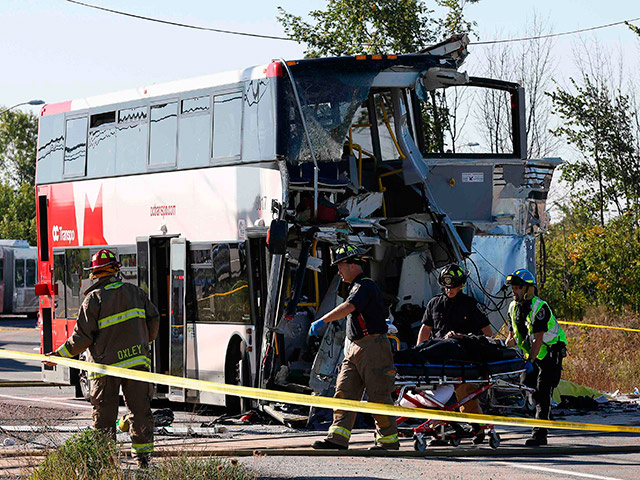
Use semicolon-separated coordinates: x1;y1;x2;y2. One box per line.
505;269;536;287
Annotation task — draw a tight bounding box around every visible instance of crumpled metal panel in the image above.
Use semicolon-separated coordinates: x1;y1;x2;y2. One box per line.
466;234;536;331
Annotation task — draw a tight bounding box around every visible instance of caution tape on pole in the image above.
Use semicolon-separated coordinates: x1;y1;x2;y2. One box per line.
558;320;640;333
2;348;640;434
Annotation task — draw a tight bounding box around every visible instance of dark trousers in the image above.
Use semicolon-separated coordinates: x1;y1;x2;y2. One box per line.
522;344;565;438
90;369;154;460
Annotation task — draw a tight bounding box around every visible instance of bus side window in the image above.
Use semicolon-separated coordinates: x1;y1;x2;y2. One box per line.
149;102;178;167
53;252;67;318
88;111;116;177
119;253;138;285
0;258;3;283
116;106;148;175
64;116;88;177
178;96;210;169
65;248;91;319
212;92;242;162
15;259;25;288
26;259;36;288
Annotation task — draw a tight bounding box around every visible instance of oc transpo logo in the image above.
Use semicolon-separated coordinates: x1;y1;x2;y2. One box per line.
52;225;76;243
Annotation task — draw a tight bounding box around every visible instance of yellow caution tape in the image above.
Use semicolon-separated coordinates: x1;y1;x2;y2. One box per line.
3;348;640;434
558;320;640;333
0;327;39;332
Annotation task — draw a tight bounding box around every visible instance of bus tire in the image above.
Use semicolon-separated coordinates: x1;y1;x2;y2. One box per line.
225;339;251;414
75;353;91;401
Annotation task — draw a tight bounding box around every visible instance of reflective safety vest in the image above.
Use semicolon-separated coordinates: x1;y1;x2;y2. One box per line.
508;296;566;360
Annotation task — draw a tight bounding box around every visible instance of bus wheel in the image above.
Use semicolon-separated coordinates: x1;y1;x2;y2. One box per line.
225;340;250;414
75;353;92;401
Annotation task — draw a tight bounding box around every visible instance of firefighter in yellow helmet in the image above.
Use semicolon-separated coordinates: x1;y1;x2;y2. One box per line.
505;269;567;446
46;249;160;467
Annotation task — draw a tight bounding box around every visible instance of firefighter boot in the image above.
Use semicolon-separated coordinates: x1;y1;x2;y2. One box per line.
525;430;547;446
312;438;348;450
136;453;151;469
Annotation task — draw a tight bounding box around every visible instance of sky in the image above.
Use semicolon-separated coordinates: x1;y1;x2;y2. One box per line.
1;0;638;115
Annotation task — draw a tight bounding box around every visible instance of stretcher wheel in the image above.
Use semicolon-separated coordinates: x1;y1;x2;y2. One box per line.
449;437;461;447
413;436;427;452
489;431;500;449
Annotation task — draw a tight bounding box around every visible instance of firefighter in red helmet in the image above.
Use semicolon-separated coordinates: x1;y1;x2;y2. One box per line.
46;249;159;468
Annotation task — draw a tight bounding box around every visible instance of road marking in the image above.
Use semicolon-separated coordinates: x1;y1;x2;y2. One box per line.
0;393;93;410
496;461;623;480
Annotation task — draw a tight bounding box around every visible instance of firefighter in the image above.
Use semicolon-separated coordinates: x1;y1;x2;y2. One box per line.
504;268;567;446
308;244;399;451
416;263;493;444
45;249;160;467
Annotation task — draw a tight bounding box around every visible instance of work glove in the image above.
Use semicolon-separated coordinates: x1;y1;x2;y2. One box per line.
523;361;534;374
309;319;325;337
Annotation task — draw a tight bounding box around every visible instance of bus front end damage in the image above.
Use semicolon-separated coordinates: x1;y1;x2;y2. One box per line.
257;36;560;426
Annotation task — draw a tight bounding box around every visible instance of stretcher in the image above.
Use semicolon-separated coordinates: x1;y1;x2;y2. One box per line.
394;352;535;450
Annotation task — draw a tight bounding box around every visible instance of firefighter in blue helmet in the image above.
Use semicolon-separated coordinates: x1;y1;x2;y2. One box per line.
505;269;567;446
309;244;399;451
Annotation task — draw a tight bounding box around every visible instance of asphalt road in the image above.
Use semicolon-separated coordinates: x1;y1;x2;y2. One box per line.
0;316;639;479
0;315;41;383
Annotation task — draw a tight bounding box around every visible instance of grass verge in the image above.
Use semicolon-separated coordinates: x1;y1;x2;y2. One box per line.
28;429;256;480
561;307;640;393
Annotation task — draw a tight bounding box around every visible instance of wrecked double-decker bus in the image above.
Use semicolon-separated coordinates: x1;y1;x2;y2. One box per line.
35;35;558;416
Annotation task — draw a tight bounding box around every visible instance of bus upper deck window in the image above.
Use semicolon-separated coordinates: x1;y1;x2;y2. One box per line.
116;106;148;175
212;92;242;161
149;102;178;167
64;116;88;177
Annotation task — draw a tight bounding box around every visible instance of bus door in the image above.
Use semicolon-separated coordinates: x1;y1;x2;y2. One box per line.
136;235;174;396
168;237;197;402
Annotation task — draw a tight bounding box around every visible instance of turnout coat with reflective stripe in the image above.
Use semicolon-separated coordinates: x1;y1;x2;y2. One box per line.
56;276;160;374
508;296;566;361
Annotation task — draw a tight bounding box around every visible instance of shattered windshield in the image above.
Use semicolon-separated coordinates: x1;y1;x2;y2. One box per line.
284;56;447;163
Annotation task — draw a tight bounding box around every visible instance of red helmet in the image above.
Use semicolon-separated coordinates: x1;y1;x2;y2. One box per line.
87;249;120;271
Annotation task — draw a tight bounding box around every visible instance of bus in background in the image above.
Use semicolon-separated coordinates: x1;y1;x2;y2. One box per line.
0;240;38;316
35;35;559;415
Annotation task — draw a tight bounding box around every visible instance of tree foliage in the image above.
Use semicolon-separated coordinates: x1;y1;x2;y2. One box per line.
0;108;38;187
0;107;38;245
549;76;640;226
277;0;479;58
541;206;640;319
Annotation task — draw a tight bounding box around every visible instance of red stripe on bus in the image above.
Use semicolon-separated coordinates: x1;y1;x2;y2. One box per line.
40;101;72;117
266;62;283;78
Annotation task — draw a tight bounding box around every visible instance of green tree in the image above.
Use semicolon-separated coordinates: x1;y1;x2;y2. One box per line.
0;182;37;246
0;107;38;245
549;76;640;226
277;0;479;58
0;108;39;187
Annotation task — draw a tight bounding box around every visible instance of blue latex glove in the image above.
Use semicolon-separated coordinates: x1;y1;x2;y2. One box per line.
523;361;534;374
309;319;326;337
